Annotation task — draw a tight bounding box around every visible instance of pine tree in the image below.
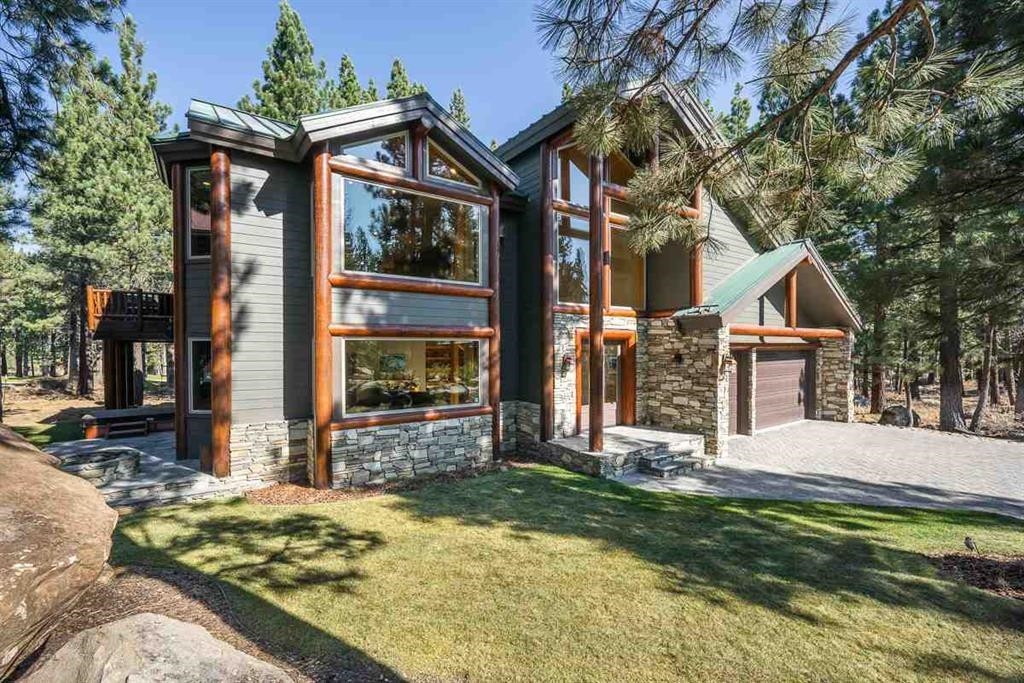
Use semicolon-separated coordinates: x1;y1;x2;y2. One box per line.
238;0;326;120
718;83;751;142
336;55;366;108
561;82;573;102
449;88;470;127
386;58;425;99
363;78;380;103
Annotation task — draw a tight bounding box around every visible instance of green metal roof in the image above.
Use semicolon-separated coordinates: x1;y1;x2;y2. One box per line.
678;241;808;317
187;99;295;139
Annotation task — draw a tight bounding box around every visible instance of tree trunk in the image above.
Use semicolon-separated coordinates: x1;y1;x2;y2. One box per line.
970;319;995;432
910;378;921;401
76;288;92;396
989;366;1000;405
1015;360;1024;416
0;334;6;376
938;217;966;431
1004;358;1016;410
165;344;174;389
67;310;79;388
869;301;887;414
48;332;57;377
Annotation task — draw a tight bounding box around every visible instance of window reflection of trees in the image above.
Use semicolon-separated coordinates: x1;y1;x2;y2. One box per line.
343;179;481;283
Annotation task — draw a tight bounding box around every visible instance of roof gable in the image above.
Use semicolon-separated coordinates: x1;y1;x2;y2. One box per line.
154;94;518;191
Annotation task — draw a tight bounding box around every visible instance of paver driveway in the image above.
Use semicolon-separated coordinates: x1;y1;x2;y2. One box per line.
621;421;1024;519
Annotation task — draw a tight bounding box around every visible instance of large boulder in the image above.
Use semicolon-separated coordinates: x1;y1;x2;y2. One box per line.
0;425;118;678
21;613;292;682
878;405;921;427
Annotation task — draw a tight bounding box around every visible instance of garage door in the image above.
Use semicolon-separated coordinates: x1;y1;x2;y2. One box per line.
755;351;812;430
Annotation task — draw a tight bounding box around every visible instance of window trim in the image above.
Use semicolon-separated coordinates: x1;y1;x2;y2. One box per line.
333;131;411;175
609;224;647;310
425;139;481;189
336;174;487;287
187;337;212;415
555;210;591;306
340;336;486;419
554;143;592;213
186;166;212;262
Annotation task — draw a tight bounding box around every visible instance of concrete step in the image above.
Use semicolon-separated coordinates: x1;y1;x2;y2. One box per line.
106;420;149;439
638;453;711;479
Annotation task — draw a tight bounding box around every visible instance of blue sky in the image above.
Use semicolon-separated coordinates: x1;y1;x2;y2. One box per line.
87;0;888;147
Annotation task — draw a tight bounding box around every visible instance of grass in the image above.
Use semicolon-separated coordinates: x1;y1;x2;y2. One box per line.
114;466;1024;682
11;421;82;447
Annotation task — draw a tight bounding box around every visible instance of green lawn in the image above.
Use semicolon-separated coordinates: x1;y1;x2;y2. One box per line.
11;421;82;447
114;466;1024;682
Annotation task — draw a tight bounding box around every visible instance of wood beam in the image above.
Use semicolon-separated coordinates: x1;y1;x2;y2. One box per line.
689;243;704;307
209;147;232;478
540;142;555;442
328;158;492;206
332;405;492;431
313;144;334;489
170;161;187;458
488;183;501;459
411;120;432;181
785;268;798;327
328;324;494;338
729;324;846;339
328;272;492;298
588;154;605;452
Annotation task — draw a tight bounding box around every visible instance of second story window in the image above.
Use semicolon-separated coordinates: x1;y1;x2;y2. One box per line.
187;167;211;259
555;145;590;209
427;141;480;188
338;132;408;171
338;177;484;284
556;213;590;304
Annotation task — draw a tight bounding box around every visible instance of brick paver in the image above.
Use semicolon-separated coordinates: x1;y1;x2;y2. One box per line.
621;421;1024;519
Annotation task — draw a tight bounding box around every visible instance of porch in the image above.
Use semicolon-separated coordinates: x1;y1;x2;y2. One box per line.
45;432;246;510
547;425;708;479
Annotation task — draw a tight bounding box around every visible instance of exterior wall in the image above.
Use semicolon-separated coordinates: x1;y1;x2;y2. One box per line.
702;195;761;295
646;240;690;311
816;332;855;422
641;319;731;456
229;419;309;485
331;290;488;326
745;349;757;433
734;281;787;326
184;226;211;460
552;312;638;438
329;414;492;487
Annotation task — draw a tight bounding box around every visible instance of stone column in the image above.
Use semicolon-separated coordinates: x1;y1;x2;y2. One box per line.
816;331;855;422
744;348;757;435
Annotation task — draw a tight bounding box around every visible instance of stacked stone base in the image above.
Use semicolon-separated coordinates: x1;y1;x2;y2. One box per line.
329;414;492;487
229;419;309;486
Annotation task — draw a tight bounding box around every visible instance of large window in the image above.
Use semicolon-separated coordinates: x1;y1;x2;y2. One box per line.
557;213;589;304
610;228;644;309
427;141;480;188
555;145;590;208
339;177;484;284
187;168;211;259
189;338;211;413
338;133;407;170
343;339;481;415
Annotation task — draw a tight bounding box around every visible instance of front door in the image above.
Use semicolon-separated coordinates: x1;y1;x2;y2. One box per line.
580;342;622;432
575;329;637;434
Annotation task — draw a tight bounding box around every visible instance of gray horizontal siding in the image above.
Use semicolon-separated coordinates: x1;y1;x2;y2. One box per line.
703;196;760;295
508;149;543;403
646;240;690;311
230;152;312;426
332;289;488;327
734;281;786;326
184;261;210;337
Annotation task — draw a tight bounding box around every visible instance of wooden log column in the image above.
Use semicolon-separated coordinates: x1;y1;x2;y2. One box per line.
785;268;798;327
313;143;333;489
689;243;704;307
540;141;555;442
488;184;502;458
588;154;605;452
209;147;232;478
170;163;187;458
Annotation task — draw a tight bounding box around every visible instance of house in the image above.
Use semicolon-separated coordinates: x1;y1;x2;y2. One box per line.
145;86;860;489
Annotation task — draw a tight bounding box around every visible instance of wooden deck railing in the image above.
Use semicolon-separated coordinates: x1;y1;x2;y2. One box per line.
85;285;173;334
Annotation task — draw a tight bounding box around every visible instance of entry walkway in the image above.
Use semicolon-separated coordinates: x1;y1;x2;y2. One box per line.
620;421;1024;519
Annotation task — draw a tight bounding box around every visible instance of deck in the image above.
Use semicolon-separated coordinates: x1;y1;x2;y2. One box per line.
85;286;173;342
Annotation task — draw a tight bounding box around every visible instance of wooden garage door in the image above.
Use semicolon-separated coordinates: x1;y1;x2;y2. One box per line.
755;351;812;430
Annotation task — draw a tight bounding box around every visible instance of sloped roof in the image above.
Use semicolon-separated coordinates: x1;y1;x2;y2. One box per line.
150;93;519;191
675;239;862;330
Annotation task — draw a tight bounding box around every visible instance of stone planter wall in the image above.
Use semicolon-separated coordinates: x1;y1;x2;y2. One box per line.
816;331;855;422
329;413;492;487
229;419;309;485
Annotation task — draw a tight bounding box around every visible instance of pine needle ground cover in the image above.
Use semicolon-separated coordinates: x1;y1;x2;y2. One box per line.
113;466;1024;682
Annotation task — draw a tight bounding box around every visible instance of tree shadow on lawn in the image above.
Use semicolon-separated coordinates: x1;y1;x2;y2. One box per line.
113;498;405;682
388;466;1024;630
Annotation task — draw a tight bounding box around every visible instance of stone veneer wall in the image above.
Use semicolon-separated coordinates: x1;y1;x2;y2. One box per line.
742;348;756;435
816;331;855;422
641;320;731;455
329;414;492;487
552;312;639;438
229;419;309;485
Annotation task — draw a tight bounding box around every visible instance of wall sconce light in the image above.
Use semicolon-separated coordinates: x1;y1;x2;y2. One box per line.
673;353;684;365
561;353;574;374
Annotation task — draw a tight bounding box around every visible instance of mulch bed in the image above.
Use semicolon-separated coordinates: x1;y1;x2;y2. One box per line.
934;553;1024;602
14;564;396;682
245;460;536;506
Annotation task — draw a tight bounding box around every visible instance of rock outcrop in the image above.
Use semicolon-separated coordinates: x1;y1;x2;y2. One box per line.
878;405;921;427
0;425;118;678
21;613;292;682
